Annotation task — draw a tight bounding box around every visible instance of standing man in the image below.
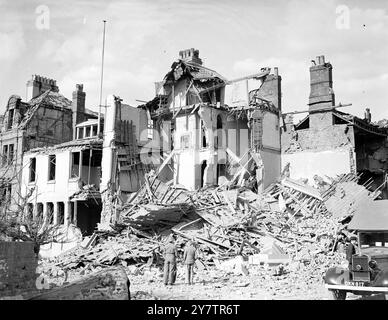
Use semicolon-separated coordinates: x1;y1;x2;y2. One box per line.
346;235;358;270
163;235;178;286
183;240;197;285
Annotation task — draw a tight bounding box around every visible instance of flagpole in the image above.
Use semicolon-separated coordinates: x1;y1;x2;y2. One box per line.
97;20;107;137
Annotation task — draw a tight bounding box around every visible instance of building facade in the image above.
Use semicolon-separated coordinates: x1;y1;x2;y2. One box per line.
281;55;388;197
141;48;282;192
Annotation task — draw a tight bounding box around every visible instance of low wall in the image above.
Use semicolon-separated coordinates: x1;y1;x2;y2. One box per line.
0;242;38;298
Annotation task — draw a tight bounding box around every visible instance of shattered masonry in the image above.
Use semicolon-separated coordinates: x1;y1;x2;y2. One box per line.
1;50;388;300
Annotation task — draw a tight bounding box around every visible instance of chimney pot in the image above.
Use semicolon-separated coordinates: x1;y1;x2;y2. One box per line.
320;55;325;64
178;48;202;65
274;67;279;76
364;108;371;123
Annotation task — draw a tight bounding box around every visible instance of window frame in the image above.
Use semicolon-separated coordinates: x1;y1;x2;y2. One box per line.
29;157;36;183
48;154;56;181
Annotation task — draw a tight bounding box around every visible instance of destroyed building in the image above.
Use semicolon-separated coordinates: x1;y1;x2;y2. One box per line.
140;48;282;192
19;94;146;235
0;76;79;215
281;55;388;198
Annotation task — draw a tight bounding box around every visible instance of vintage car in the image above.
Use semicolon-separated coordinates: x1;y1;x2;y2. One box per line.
324;200;388;300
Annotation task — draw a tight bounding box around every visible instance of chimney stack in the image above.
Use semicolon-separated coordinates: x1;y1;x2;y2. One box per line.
364;108;371;123
72;84;86;139
308;55;335;111
178;48;202;65
26;74;59;101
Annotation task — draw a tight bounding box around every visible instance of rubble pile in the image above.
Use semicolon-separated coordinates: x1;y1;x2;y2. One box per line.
40;172;379;298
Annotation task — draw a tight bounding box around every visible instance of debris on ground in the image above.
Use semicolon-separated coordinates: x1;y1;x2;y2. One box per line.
40;171;380;299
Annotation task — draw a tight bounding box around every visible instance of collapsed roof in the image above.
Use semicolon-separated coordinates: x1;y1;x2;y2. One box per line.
295;109;388;137
164;60;227;84
348;200;388;231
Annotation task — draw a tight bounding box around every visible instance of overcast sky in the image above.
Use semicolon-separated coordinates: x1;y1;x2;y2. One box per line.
1;0;387;121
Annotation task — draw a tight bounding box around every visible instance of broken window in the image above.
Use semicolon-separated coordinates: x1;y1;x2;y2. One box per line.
78;127;84;139
7;109;14;130
2;145;8;166
57;202;65;225
71;152;80;178
27;203;34;221
47;202;54;224
216;115;223;148
201;119;207;148
80;149;102;186
200;160;207;188
36;203;43;222
215;89;221;103
8;144;14;165
48;155;56;181
29;158;36;183
86;126;91;137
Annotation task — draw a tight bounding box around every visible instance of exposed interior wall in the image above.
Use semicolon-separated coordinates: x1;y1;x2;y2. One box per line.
121;104;148;144
262;112;280;150
25;106;73;150
80;149;102;186
167;79;188;110
281;148;353;184
260;149;281;188
254;73;282;110
225;115;249;157
282;122;354;154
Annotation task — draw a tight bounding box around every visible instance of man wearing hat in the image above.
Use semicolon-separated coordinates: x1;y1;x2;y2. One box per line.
183;239;197;285
346;235;358;270
163;235;178;286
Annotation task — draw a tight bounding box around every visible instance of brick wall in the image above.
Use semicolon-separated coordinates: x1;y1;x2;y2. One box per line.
282;123;354;153
0;242;38;298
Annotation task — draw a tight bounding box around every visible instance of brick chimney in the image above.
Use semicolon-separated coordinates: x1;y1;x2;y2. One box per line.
254;67;282;110
72;84;86;139
308;55;336;129
26;75;59;101
364;108;371;123
179;48;202;65
308;55;335;111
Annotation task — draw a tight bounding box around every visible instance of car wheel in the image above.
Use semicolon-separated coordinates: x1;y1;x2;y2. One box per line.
329;289;347;300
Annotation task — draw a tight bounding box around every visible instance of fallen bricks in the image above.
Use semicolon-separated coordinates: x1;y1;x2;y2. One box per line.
40;172;379;296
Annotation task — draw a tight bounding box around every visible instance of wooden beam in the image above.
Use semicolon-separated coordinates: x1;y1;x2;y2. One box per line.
155;150;176;177
281;103;352;116
198;70;270;95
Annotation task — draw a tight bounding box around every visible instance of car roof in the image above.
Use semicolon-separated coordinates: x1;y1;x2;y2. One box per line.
348;200;388;231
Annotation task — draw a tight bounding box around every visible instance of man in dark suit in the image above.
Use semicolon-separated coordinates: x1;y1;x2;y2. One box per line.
183;240;197;285
346;235;357;270
163;235;178;286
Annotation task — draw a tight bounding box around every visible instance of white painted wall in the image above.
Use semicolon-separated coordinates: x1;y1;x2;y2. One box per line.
261;150;281;188
21;150;82;202
262;112;280;150
101;95;116;191
281;148;353;184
